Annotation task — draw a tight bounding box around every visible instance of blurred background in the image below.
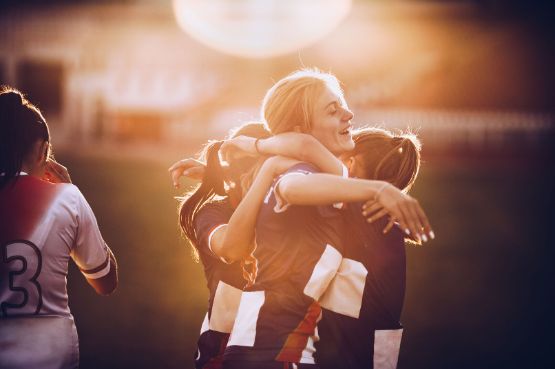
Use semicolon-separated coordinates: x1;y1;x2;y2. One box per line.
1;0;554;368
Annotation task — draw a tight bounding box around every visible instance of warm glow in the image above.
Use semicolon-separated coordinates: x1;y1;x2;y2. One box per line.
172;0;352;58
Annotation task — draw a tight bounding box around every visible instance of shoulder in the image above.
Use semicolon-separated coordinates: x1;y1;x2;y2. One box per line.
194;199;233;228
196;199;233;218
55;183;87;204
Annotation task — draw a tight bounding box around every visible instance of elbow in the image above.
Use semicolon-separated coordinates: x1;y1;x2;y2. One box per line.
89;260;118;296
278;180;303;205
217;239;244;264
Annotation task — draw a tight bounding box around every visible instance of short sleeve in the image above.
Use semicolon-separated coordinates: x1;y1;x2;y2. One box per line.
272;162;319;213
70;186;111;279
194;201;234;259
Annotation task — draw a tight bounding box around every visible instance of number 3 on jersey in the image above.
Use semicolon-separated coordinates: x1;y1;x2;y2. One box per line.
1;240;43;317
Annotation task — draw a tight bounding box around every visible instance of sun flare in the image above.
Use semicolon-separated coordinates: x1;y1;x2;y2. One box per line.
172;0;352;58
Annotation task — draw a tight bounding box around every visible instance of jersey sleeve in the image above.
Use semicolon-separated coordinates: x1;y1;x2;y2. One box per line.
69;186;112;280
194;201;234;260
272;162;320;213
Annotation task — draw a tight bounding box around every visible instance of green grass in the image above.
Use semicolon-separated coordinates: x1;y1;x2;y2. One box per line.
58;153;554;369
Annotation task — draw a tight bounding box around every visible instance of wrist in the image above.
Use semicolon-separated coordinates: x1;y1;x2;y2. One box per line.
374;181;390;202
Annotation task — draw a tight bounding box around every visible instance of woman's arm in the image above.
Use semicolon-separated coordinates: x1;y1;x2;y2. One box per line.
210;156;299;262
221;133;344;176
277;173;433;243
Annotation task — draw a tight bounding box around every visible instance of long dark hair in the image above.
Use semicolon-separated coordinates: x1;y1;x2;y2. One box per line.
178;122;271;261
0;86;50;189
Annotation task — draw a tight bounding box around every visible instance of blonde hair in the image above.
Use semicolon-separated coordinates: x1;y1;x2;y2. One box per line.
261;68;345;135
351;127;421;193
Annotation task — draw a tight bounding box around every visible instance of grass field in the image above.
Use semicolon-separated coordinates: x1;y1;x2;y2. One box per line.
59;152;554;369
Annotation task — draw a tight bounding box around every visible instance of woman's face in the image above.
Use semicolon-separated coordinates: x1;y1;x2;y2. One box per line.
309;85;355;156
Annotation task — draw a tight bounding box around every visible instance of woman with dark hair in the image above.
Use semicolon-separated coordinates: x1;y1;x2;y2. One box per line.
0;86;118;369
174;122;300;369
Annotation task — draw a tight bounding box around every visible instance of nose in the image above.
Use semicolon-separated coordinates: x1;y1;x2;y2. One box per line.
342;107;354;121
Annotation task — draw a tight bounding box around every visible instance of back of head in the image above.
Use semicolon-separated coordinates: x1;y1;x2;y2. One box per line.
179;121;271;261
351;127;421;192
261;68;345;135
0;86;50;188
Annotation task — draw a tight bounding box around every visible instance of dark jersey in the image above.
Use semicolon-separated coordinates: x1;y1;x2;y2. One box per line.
224;163;345;365
316;201;405;369
193;200;246;369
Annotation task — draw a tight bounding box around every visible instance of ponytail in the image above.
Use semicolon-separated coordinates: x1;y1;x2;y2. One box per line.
178;141;225;261
0;86;50;189
352;127;421;192
178;122;271;261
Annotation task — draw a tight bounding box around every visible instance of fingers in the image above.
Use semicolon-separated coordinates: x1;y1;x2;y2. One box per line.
219;141;233;162
170;169;184;188
415;203;435;240
362;201;383;217
400;200;423;243
365;208;388;224
399;198;435;243
167;158;200;173
185;166;204;180
45;160;71;183
168;158;205;188
382;217;396;234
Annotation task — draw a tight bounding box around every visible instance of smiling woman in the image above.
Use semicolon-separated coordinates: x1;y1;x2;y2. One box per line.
172;0;352;58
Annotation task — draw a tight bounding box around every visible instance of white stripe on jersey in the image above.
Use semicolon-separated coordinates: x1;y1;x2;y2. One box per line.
199;312;210;335
303;244;342;301
227;291;265;347
81;257;111;279
209;281;242;333
374;329;403;369
272;172;309;213
319;258;368;318
299;319;321;364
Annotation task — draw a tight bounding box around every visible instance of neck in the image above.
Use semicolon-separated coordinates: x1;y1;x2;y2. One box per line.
21;163;44;178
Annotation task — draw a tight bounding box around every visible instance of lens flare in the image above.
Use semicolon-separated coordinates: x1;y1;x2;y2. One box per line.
172;0;352;58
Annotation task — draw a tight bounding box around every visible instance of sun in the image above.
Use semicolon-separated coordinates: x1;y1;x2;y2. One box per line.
172;0;352;58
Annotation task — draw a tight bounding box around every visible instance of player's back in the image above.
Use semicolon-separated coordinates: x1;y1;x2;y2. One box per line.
1;175;79;317
0;174;110;369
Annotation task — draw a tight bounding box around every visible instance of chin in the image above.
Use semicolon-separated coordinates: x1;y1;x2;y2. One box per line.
341;139;355;152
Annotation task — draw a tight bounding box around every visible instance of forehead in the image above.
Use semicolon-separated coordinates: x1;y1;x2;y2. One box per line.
315;84;345;109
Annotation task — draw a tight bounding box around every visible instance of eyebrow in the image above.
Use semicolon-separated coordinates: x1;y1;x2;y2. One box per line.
325;101;339;109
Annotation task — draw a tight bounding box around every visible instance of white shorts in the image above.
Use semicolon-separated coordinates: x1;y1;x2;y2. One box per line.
0;315;79;369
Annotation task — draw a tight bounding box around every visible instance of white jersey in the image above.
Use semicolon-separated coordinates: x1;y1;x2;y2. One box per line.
0;174;113;369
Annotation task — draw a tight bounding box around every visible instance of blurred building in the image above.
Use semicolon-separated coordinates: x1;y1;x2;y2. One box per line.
0;0;553;157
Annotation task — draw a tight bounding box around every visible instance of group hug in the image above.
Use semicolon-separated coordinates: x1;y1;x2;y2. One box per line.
0;68;433;369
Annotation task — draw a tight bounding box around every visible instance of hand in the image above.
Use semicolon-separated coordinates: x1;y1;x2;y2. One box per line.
362;183;434;243
220;136;258;162
168;158;205;188
44;159;71;183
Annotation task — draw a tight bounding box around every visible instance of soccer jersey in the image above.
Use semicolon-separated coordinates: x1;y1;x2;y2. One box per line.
224;163;345;365
0;174;114;369
193;200;246;369
316;202;405;369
